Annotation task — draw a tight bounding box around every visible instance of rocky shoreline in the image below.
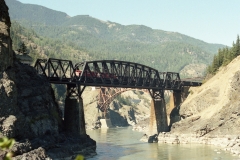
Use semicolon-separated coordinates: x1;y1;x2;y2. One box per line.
157;133;240;157
10;134;96;160
138;130;240;157
0;0;97;158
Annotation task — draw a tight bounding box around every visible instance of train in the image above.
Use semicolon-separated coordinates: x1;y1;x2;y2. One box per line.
75;70;117;79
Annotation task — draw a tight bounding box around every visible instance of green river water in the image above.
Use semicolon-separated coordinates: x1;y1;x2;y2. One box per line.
87;127;239;160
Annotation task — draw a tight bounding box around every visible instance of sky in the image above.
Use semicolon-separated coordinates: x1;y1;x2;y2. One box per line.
17;0;240;46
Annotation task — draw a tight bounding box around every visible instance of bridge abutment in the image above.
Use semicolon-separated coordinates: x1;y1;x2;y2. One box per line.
148;99;169;135
64;84;86;135
64;97;86;135
148;90;169;136
169;87;190;129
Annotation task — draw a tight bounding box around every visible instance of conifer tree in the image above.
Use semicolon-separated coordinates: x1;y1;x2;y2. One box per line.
17;42;28;55
223;47;230;66
233;35;240;57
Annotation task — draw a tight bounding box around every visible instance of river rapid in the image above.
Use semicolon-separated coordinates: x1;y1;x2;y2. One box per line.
87;127;239;160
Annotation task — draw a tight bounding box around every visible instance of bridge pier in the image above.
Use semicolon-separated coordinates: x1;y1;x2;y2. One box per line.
148;89;168;136
169;87;190;129
34;58;201;136
64;84;86;135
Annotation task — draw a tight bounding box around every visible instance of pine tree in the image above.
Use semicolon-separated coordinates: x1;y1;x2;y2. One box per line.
17;42;28;55
212;55;220;73
234;35;240;57
223;47;230;66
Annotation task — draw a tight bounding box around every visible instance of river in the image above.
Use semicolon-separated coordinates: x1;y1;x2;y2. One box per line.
87;127;238;160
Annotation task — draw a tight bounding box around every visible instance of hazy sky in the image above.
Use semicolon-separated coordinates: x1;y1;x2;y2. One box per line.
17;0;240;46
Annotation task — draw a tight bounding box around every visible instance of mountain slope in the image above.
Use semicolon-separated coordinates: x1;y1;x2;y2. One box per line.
6;0;226;76
155;55;240;155
10;21;90;64
6;0;69;25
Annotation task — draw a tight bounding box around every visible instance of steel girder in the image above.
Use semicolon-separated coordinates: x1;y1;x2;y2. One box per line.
97;87;130;112
34;58;76;84
97;87;148;112
34;58;202;92
66;84;86;99
74;60;186;90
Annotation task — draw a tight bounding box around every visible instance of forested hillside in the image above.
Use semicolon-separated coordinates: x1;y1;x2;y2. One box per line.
6;0;226;77
10;21;90;64
207;35;240;74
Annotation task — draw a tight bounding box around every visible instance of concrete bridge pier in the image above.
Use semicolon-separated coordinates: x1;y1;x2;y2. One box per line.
148;89;168;136
100;111;113;128
169;87;190;129
64;84;86;135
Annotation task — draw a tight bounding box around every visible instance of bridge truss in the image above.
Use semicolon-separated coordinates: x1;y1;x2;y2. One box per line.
97;87;148;112
34;58;201;111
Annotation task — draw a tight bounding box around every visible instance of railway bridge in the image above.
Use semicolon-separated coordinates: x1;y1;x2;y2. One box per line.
34;58;201;136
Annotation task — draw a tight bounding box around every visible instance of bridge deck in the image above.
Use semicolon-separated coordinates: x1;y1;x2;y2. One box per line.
34;58;202;91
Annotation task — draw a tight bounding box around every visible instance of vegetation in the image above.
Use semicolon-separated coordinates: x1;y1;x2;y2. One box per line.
6;0;227;77
18;21;216;73
75;155;84;160
17;42;28;55
206;35;240;74
11;19;218;76
0;137;15;160
10;21;90;64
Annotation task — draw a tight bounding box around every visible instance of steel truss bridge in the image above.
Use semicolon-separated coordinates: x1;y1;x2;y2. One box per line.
34;58;202;111
98;87;149;113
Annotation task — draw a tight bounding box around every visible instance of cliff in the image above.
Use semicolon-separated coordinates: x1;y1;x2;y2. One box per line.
82;88;151;130
172;56;240;136
158;55;240;156
0;0;96;159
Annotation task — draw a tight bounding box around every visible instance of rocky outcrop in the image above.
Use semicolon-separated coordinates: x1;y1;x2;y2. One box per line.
0;44;96;160
0;0;13;72
0;0;18;139
82;88;151;130
158;55;240;156
0;0;96;159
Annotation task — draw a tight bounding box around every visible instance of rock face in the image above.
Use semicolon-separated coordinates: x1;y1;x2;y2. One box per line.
82;88;151;130
0;0;18;139
180;63;206;77
14;63;61;139
172;56;240;136
0;0;13;72
0;0;96;159
158;55;240;156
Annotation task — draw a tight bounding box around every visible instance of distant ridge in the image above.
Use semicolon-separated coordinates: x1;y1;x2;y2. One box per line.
6;0;226;77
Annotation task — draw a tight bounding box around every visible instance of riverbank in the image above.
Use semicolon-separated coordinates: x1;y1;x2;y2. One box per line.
8;134;96;160
138;130;240;157
87;127;236;160
159;133;240;156
137;56;240;158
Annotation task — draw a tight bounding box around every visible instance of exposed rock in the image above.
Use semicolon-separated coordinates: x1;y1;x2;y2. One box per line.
0;60;96;160
13;147;49;160
180;63;206;78
82;88;151;129
132;117;149;132
0;0;96;159
158;55;240;156
147;134;158;143
0;0;19;139
0;62;61;139
0;0;13;72
14;62;60;139
11;134;96;160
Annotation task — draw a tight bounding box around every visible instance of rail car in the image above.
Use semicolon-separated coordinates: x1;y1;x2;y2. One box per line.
75;70;116;78
75;70;119;84
74;70;157;86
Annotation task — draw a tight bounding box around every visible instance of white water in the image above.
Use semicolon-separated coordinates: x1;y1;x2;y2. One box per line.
87;127;238;160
